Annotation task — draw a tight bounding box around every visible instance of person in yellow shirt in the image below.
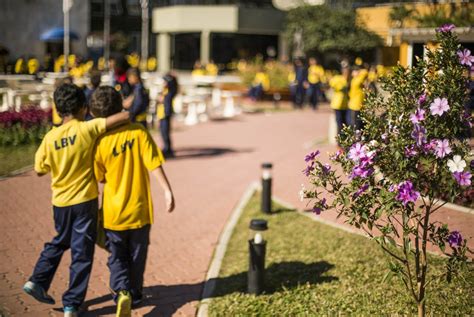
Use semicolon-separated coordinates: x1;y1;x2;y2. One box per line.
307;57;325;110
91;87;175;316
248;66;270;102
329;67;351;140
191;60;205;76
205;60;219;76
348;67;368;130
23;84;129;317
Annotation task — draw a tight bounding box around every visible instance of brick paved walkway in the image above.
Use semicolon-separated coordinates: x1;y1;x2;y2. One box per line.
0;107;473;316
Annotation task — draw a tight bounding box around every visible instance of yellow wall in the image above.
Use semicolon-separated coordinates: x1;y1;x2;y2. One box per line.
399;42;409;67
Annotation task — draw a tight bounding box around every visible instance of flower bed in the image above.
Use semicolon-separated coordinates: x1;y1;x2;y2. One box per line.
0;106;51;146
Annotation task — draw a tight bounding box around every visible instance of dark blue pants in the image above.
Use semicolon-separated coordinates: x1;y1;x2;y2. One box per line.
105;225;150;303
307;83;321;109
160;117;173;155
335;109;350;136
29;199;98;307
293;83;305;108
248;84;263;100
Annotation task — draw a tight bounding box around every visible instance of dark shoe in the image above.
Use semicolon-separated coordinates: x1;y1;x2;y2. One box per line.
23;281;55;305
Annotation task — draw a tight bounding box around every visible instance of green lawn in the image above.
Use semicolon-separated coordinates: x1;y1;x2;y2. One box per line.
0;144;37;177
208;193;473;315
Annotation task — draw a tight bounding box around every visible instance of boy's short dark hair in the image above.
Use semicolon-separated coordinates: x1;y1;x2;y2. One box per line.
90;86;123;118
54;83;86;117
127;67;141;80
90;71;102;89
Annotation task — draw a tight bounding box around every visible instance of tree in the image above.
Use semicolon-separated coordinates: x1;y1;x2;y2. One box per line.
285;5;382;57
302;25;472;316
389;5;414;28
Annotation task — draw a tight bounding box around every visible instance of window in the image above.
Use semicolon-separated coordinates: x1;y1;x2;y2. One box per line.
110;0;123;16
127;0;141;16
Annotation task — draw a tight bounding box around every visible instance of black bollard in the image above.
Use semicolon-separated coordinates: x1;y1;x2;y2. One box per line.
261;163;272;214
248;240;266;295
248;219;268;295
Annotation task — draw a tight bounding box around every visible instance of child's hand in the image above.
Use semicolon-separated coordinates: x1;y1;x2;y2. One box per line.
165;191;175;213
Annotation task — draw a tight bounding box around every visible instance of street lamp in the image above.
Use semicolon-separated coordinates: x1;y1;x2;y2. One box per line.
140;0;149;71
248;219;268;295
261;163;273;214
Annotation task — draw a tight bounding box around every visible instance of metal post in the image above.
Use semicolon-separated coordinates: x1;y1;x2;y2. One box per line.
63;0;71;72
103;0;111;71
261;163;272;214
248;240;266;295
140;0;149;70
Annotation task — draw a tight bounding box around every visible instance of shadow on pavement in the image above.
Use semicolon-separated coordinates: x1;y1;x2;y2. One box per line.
170;147;253;160
83;261;336;317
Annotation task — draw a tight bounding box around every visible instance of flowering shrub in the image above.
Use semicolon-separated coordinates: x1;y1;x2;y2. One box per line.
301;26;472;316
0;106;51;146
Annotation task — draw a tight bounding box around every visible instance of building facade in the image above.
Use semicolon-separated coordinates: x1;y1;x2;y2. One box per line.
152;1;286;71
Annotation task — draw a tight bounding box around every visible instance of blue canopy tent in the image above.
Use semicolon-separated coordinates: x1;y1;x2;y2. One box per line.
40;27;79;42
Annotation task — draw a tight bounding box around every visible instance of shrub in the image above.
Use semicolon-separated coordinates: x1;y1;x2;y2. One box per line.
302;25;472;317
0;106;51;146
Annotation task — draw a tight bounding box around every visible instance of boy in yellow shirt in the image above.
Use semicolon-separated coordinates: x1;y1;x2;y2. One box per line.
23;84;129;317
90;87;175;317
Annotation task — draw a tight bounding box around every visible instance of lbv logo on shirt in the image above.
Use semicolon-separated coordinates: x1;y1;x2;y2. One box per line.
54;135;76;150
112;139;135;157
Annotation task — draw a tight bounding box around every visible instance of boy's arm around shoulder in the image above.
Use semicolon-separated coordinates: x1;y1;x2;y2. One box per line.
105;111;130;131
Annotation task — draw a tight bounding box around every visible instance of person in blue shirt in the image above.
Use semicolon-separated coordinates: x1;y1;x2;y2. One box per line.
158;73;178;158
123;68;149;127
292;58;308;109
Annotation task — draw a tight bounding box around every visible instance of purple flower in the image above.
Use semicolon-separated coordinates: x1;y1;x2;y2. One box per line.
330;150;343;161
434;139;452;158
381;133;388;141
395;180;420;206
350;162;374;179
410;108;426;124
453;171;472;186
389;184;398;192
422;140;437;153
430;97;450;116
405;145;418;157
353;183;369;199
348;143;368;162
436;24;455;33
312;198;327;215
457;49;473;67
447;231;463;248
305;150;320;163
322;163;331;174
411;124;427;146
303;163;315;177
418;93;427;105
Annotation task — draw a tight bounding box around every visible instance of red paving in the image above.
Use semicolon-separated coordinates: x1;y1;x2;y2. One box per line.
0;106;473;316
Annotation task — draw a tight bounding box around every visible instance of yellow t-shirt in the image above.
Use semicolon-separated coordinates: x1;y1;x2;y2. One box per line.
348;70;368;111
35;118;107;207
329;75;348;110
94;123;165;231
308;65;325;84
253;72;270;91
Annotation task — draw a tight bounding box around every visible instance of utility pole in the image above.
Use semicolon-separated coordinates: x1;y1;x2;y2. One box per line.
140;0;149;70
63;0;72;72
103;0;111;71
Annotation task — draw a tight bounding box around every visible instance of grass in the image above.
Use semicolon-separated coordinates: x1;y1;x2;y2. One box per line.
0;144;37;177
207;193;473;316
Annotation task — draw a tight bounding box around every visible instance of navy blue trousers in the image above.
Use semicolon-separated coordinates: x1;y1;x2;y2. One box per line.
307;83;321;109
160;117;173;155
29;199;98;307
248;84;263;100
105;225;150;303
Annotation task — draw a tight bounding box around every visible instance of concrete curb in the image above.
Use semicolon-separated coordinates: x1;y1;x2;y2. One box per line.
196;181;259;317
